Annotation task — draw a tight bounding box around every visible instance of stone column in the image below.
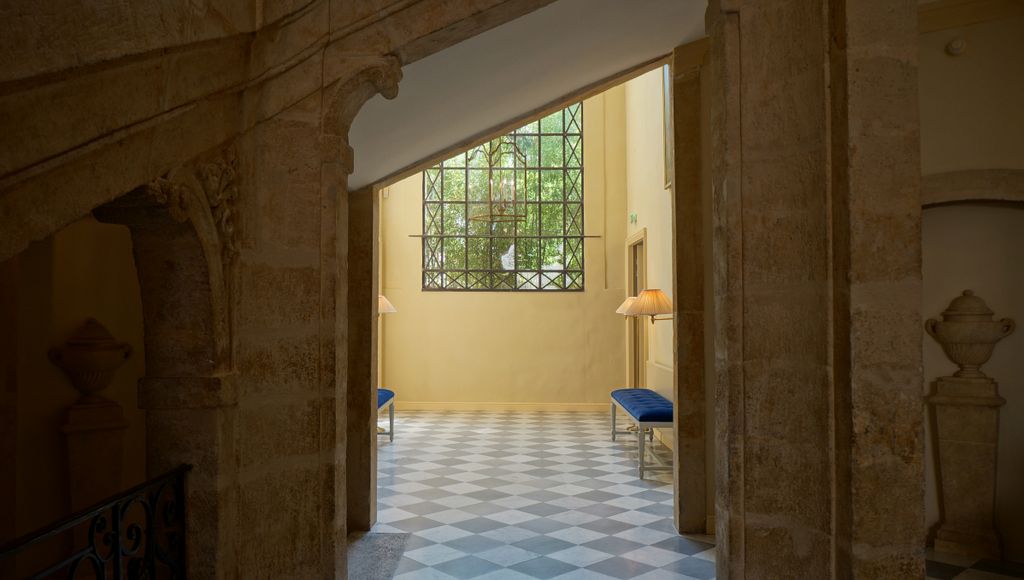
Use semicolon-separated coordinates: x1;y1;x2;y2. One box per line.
346;185;379;532
830;0;925;576
94;183;239;580
707;0;924;577
50;319;132;511
926;290;1015;558
671;37;710;535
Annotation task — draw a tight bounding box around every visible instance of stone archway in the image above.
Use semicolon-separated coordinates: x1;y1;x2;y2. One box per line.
93;145;240;578
320;56;402;535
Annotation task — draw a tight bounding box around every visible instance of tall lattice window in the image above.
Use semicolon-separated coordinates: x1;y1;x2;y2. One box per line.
422;102;583;291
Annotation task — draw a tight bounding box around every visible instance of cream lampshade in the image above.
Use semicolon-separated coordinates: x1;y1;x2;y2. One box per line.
615;296;638;315
623;289;673;323
378;295;397;314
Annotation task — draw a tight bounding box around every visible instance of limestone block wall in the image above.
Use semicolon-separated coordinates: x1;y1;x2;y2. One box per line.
232;91;333;576
708;0;924;576
0;2;565;577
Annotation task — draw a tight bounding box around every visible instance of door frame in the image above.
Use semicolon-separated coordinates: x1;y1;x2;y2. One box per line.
625;228;648;389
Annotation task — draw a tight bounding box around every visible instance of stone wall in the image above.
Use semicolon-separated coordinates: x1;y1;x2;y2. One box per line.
707;0;924;577
0;2;560;577
1;0;942;577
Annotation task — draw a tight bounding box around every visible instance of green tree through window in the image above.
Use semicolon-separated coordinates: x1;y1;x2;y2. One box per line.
422;103;583;291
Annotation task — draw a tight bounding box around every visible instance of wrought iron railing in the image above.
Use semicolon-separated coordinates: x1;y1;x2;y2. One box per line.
0;464;191;580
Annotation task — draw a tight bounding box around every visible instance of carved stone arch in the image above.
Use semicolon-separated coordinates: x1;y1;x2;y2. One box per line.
318;55;403;535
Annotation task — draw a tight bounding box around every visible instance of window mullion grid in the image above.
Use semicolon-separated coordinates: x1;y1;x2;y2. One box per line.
421;104;582;292
464;161;469;288
565;107;573;291
579;103;585;289
535;131;542;287
440;168;446;288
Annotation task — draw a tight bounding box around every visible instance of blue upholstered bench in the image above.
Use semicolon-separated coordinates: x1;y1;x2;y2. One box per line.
378;388;395;442
610;388;673;478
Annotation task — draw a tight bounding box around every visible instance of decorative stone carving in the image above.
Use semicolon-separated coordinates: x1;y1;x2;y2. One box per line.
49;318;132;403
144;178;191;223
925;290;1016;378
197;150;240;264
926;290;1015;559
144;147;240;267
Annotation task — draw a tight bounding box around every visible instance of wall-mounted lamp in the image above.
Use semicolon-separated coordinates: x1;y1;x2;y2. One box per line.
618;289;673;324
615;296;637;315
378;295;397;315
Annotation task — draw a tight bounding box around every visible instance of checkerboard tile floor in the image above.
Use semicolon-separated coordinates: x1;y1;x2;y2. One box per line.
926;549;1024;580
373;410;1024;580
373;411;715;579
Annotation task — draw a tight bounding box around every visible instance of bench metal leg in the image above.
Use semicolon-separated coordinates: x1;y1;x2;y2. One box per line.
637;424;646;479
389;403;395;442
611;403;617;441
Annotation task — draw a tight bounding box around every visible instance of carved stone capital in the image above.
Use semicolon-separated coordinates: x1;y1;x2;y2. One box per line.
144;178;191;223
133;146;241;269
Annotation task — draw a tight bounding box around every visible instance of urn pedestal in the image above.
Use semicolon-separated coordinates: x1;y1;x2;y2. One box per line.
928;376;1004;558
925;290;1014;560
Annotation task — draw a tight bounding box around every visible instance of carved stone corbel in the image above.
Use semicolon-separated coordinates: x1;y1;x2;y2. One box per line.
323;55;403;174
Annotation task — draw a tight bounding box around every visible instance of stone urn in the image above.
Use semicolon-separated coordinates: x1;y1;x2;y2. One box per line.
49;318;132;403
925;290;1015;378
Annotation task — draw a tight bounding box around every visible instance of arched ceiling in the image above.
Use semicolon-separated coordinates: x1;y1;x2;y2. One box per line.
348;0;706;189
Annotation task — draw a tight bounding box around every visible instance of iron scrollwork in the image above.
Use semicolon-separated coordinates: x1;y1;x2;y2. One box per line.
0;465;191;579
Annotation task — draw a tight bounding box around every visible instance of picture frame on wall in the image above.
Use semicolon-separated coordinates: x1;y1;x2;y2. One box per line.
662;63;673;190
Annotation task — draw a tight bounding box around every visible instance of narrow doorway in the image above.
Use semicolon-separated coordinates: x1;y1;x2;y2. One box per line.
627;231;647;389
366;66;719;579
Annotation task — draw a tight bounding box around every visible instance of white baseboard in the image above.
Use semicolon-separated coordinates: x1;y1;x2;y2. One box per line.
394;401;609;412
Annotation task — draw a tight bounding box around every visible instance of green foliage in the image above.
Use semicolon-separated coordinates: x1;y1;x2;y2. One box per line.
422;102;584;291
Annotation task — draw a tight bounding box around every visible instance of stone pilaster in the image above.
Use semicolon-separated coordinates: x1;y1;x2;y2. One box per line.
345;185;379;532
671;37;710;535
929;377;1004;558
830;0;925;576
707;0;924;577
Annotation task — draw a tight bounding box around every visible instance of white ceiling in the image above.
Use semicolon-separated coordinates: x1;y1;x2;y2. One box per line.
347;0;706;188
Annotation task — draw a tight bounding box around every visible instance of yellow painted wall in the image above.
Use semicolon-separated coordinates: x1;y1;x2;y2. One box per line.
9;217;147;535
379;93;628;408
920;15;1024;559
623;67;676;405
